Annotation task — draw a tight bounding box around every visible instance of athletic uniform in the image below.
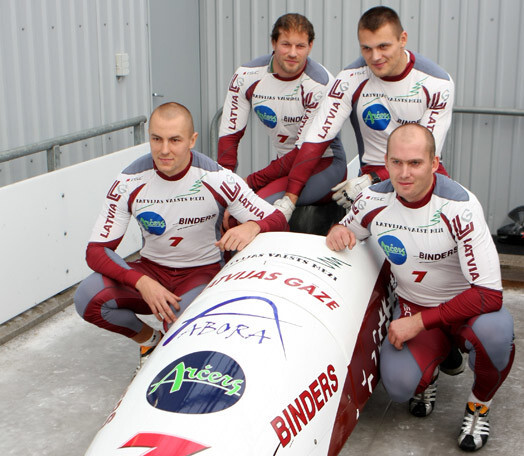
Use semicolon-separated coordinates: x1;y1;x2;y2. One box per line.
294;50;454;182
339;173;514;402
75;150;287;338
218;54;346;204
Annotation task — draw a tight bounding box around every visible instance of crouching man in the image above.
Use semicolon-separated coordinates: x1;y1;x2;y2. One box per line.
75;102;288;372
326;123;514;451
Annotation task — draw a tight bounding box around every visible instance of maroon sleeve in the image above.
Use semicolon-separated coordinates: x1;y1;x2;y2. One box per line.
86;240;144;288
285;141;331;195
421;285;502;330
246;147;300;191
254;209;289;233
217;129;246;171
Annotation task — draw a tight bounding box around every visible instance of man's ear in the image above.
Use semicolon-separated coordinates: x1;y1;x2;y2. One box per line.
190;131;198;149
401;30;408;46
431;156;439;173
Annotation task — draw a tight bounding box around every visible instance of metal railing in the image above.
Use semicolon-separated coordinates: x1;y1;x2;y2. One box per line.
453;107;524;117
2;106;521;172
0;116;147;172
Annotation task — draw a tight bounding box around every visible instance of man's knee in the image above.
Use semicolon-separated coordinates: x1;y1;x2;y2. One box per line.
380;340;421;402
74;273;105;320
472;307;515;370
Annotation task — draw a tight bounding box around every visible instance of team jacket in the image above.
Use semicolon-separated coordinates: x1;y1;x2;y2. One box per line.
86;150;288;288
339;173;501;330
218;53;345;175
299;50;454;181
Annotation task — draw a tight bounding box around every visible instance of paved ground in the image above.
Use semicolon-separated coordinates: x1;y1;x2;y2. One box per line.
0;282;522;455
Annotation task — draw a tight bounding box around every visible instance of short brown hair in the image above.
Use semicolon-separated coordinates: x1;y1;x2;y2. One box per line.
271;13;315;43
358;6;403;37
387;124;436;159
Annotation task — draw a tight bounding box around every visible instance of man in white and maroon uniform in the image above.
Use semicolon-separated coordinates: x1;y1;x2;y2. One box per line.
326;124;514;452
286;6;454;209
75;103;287;370
218;13;346;221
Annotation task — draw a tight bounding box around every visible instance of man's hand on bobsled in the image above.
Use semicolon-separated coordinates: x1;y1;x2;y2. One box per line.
326;224;356;251
216;220;261;252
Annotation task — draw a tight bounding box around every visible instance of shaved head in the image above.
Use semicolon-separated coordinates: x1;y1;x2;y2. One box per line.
387;123;436;159
150;102;195;134
148;102;198;177
385;123;439;202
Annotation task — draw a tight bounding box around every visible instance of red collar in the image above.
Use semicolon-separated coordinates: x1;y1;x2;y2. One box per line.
380;50;415;82
270;53;307;81
396;174;436;208
154;152;192;181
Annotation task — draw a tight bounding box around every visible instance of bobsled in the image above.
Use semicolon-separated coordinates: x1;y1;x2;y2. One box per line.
86;231;395;455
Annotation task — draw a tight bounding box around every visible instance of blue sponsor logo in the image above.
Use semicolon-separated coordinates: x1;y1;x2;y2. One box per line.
137;211;166;235
363;104;391;130
378;235;407;265
254;105;278;128
164;296;290;355
147;351;245;414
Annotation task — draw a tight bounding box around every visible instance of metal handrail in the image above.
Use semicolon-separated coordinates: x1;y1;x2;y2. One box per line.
0;115;147;171
453;107;524;117
3;105;520;173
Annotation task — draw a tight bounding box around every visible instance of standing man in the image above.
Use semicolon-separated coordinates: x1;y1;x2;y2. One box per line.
326;124;514;452
75;102;288;371
270;6;454;209
218;13;346;221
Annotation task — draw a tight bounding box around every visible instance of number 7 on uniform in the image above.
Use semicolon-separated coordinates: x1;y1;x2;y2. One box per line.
170;237;183;247
412;271;427;282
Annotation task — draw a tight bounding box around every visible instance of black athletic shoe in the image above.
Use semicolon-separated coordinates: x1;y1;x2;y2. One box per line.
458;402;490;451
409;373;438;417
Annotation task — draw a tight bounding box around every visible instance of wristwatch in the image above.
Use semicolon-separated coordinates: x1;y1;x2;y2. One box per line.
370;172;381;184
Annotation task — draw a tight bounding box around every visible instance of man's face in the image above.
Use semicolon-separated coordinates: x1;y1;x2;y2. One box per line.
149;113;198;177
271;29;313;78
385;130;439;203
358;23;408;78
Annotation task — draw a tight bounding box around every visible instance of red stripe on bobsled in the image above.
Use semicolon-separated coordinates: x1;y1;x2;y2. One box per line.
328;261;393;455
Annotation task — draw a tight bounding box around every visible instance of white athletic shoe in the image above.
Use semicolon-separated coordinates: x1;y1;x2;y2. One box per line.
458;402;490;451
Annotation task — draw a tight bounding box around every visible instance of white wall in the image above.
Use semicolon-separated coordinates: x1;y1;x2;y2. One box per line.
0;144;147;324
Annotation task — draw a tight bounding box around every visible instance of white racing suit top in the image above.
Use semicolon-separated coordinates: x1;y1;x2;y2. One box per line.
339;173;501;330
218;53;344;173
300;50;454;180
87;149;287;288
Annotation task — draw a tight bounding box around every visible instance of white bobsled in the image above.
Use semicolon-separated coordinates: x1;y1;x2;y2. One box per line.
86;232;395;455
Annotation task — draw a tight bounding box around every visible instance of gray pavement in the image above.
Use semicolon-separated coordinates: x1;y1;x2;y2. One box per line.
0;284;522;455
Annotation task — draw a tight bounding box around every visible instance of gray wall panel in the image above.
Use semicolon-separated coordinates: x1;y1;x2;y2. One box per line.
0;0;151;186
